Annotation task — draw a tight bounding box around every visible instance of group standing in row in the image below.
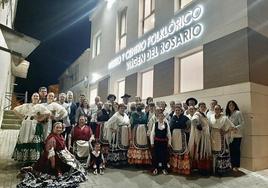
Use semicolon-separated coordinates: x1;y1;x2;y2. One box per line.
13;86;244;187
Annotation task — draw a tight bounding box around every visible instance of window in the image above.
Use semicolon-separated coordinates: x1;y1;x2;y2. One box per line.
180;51;203;93
117;80;125;103
93;32;101;58
141;70;153;99
141;0;155;34
90;88;98;105
118;9;127;50
175;0;193;12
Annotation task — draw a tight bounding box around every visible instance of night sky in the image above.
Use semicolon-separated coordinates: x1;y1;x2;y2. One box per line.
14;0;98;95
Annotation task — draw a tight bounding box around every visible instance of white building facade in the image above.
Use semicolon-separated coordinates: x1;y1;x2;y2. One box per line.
59;49;91;103
59;0;268;171
0;0;40;127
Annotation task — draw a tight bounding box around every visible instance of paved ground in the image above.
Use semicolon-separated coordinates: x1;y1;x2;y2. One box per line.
1;129;268;188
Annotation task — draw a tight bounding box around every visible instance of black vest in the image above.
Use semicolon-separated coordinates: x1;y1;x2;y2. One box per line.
154;122;168;139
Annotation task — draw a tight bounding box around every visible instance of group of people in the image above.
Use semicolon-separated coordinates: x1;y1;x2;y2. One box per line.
12;86;244;187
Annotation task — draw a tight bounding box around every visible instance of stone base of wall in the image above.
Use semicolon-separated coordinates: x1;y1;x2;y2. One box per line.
153;82;268;171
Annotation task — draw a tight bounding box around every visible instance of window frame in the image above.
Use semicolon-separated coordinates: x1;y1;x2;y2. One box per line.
141;69;154;100
179;50;203;93
118;8;127;50
142;0;155;34
174;0;193;12
117;79;125;103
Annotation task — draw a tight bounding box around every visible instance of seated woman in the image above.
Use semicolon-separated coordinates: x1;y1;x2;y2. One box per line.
17;122;86;188
69;115;95;162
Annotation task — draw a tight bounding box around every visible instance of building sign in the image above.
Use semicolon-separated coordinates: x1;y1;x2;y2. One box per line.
108;4;204;71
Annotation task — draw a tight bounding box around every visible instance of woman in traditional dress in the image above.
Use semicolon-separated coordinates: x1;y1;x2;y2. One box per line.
105;103;130;166
186;106;196;121
44;92;68;139
188;102;212;175
75;99;92;125
150;110;171;175
17;122;87;188
97;102;112;162
69;115;95;162
12;93;50;164
209;105;234;175
225;100;244;172
169;105;191;175
127;103;151;165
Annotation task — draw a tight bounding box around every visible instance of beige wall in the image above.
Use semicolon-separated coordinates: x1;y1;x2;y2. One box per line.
152;82;268;171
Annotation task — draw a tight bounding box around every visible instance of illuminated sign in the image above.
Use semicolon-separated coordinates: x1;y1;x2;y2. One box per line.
108;4;204;71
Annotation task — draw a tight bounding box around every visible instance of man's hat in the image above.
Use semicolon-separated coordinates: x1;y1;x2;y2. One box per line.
186;97;198;106
121;94;131;98
107;94;116;100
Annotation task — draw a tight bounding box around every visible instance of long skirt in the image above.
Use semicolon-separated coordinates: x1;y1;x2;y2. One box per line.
229;137;242;168
191;144;212;174
12;122;43;163
170;153;190;175
107;148;128;166
170;129;190;175
127;125;151;165
213;151;232;175
153;140;168;169
18;149;87;188
99;122;109;162
73;140;90;163
107;126;129;167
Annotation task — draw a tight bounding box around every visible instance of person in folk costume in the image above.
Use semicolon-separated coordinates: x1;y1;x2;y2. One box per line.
38;86;47;104
206;99;218;119
186;106;197;121
69;115;95;162
225;100;244;172
169;105;191;175
97;102;112;165
121;94;131;114
44;92;68;140
105;103;130;166
58;93;70;139
75;99;92;126
185;97;198;116
90;96;101;137
150;109;171;175
144;97;153;114
87;141;105;175
188;102;212;175
12;93;50;164
159;101;169;121
146;102;155;122
147;107;162;138
90;101;103;140
107;94;117;117
208;105;234;175
17;122;87;188
127;103;151;165
76;94;86;108
167;101;176;122
134;96;142;105
128;102;137;118
63;91;77;147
